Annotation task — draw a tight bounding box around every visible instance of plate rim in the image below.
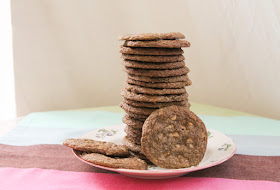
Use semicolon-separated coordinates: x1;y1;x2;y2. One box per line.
72;127;237;175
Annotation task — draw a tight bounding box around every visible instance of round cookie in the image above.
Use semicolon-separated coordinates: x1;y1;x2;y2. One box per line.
124;66;190;78
124;110;149;120
123;40;190;48
126;134;142;145
122;60;185;70
119;32;185;41
120;101;157;116
123;98;189;109
124;83;186;95
120;46;184;56
123;136;142;153
141;106;208;169
122;114;145;128
125;125;142;138
121;54;184;63
127;78;191;89
128;74;190;83
121;89;188;103
81;153;147;170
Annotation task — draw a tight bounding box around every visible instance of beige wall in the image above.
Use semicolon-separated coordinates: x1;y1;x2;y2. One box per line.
12;0;280;119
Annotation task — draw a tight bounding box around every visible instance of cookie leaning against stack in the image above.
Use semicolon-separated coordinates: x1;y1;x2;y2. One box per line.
119;32;192;154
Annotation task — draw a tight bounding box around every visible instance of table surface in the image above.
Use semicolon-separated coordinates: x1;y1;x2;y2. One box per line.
0;102;279;190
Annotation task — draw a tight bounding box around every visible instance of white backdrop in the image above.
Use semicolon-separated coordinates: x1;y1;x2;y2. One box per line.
11;0;280;119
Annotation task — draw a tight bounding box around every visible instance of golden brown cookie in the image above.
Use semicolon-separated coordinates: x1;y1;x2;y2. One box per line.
123;40;190;48
124;66;190;78
121;54;184;63
81;153;147;170
123;98;189;109
127;78;191;88
141;106;208;169
124;83;186;95
120;101;157;116
122;114;145;129
121;89;188;103
119;32;185;41
63;138;129;156
128;74;190;83
120;46;184;56
123;136;142;153
122;60;185;70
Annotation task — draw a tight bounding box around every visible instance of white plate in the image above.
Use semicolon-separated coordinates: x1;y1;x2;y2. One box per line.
72;124;236;179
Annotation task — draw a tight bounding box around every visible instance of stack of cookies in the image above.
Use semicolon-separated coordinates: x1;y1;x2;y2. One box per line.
119;32;192;154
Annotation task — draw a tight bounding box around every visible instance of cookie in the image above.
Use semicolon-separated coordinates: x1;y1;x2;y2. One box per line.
126;133;142;145
81;153;147;170
123;40;190;48
119;32;185;41
141;106;208;169
120;101;157;116
123;98;189;109
121;89;188;103
122;114;145;129
128;74;190;83
124;83;186;96
127;78;191;88
120;46;184;55
124;125;142;138
129;151;152;164
63;138;129;156
122;60;185;70
124;66;190;78
123;136;142;153
125;110;149;120
121;54;184;63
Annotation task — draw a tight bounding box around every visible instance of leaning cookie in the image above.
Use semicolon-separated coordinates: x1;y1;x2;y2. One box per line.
81;153;147;170
141;106;208;169
63;138;129;156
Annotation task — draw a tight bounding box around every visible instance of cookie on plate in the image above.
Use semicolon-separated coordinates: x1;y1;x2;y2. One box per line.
123;136;142;153
141;105;208;169
63;138;129;156
81;153;147;170
123;98;188;108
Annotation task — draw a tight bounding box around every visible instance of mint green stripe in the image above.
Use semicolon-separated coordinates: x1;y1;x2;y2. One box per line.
19;111;124;129
200;116;280;136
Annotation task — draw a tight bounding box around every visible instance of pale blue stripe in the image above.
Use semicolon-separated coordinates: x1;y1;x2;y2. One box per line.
229;135;280;156
1;126;280;156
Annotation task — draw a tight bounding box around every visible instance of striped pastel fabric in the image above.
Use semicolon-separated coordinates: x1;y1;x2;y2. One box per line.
0;102;279;190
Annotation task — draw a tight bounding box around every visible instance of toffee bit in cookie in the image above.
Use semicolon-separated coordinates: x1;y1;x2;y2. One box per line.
63;138;129;156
